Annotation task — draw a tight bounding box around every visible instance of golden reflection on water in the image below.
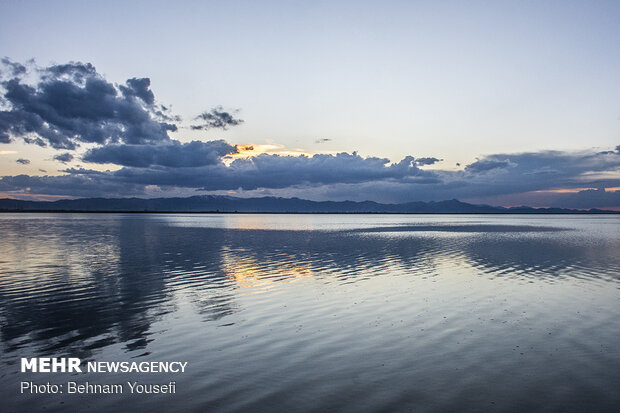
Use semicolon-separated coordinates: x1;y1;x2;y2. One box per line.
221;214;318;231
220;246;313;294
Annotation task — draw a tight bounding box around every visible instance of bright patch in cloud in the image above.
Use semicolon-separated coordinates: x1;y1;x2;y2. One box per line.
228;144;314;160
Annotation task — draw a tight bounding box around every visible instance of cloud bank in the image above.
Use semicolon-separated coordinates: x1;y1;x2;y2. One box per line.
1;59;619;209
82;140;237;168
1;146;618;208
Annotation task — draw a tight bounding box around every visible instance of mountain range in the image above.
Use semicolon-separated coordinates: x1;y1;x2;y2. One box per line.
0;195;617;213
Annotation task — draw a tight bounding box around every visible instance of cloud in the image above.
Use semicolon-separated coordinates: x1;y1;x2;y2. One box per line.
191;107;244;130
44;62;96;82
1;57;27;77
0;60;176;150
550;188;620;209
0;60;618;209
206;153;430;190
0;173;145;198
119;77;155;105
2;145;620;207
0;152;431;197
78;153;429;191
16;158;30;165
465;159;514;173
82;140;237;167
53;152;74;163
415;157;441;166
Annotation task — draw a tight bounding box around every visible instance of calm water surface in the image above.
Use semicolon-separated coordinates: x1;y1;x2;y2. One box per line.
0;214;619;412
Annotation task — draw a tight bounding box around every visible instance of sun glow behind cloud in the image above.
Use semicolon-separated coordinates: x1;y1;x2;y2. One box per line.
227;143;315;161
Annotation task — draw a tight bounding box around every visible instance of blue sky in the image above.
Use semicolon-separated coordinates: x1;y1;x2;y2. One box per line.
1;0;619;208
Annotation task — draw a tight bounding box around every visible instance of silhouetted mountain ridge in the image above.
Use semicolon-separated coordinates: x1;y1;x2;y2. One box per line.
0;195;616;213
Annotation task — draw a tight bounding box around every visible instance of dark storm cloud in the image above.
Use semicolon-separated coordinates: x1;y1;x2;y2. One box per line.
0;60;176;150
16;158;30;165
53;152;74;163
191;107;244;130
82;140;237;168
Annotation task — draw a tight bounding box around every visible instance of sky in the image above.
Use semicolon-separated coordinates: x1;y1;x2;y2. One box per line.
0;0;619;209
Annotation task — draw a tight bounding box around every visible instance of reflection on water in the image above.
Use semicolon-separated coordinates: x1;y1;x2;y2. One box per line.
0;214;619;412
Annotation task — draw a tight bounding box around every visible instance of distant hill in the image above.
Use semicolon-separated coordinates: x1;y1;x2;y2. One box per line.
0;195;617;213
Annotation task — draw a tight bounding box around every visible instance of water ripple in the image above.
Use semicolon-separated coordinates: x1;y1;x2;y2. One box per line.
0;214;619;412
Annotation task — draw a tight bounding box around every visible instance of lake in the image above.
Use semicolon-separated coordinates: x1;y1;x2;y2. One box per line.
0;213;619;412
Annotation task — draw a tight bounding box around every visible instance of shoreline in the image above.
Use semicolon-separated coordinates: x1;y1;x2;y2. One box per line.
1;210;618;215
